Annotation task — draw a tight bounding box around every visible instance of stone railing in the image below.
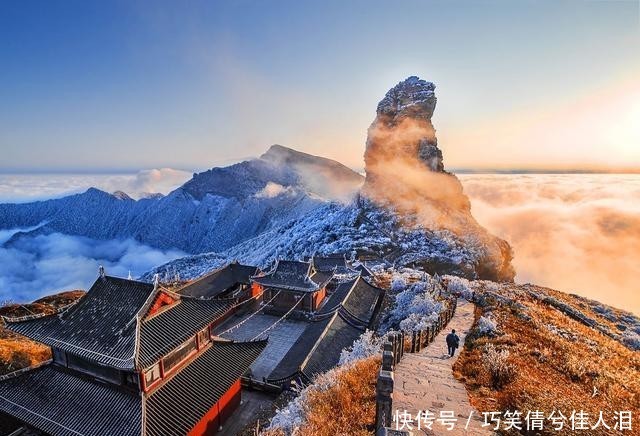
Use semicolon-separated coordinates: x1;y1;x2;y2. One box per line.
407;298;457;353
375;298;458;434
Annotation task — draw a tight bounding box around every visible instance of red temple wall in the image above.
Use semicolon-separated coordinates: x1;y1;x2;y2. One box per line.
250;282;263;298
313;287;327;310
188;379;242;436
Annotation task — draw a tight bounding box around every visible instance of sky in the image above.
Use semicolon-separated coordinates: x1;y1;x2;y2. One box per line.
0;0;639;173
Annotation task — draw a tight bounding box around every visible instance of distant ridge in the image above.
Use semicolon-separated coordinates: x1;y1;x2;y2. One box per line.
0;145;363;254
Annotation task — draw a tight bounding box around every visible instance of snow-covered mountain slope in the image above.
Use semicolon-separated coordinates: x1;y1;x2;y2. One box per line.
144;77;515;283
143;197;508;282
0;146;363;254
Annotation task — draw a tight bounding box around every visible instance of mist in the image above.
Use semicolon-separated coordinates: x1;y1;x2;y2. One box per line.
460;173;640;314
0;232;185;303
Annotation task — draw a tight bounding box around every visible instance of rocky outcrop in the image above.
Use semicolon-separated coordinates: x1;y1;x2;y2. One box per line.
366;76;442;176
363;76;515;281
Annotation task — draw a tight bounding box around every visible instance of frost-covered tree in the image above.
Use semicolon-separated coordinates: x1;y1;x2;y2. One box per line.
339;330;383;365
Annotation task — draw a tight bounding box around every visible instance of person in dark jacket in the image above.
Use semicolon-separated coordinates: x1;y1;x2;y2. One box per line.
445;329;460;357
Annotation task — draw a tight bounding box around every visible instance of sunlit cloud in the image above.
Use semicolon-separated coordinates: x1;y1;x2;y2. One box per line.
460;173;640;314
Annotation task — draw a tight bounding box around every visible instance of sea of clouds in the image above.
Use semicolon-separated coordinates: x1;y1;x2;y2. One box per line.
0;228;186;303
0;169;191;303
0;168;192;203
459;173;640;315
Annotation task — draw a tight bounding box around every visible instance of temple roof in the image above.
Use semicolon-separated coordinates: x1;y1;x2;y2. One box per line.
0;340;267;436
252;260;331;292
342;276;386;322
4;274;237;371
3;276;155;369
268;277;385;382
138;297;235;368
145;340;267;436
311;253;348;272
0;363;142;436
179;262;259;298
268;317;332;381
301;314;364;378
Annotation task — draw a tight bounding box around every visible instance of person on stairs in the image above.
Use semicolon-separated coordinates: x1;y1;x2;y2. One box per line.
446;329;460;358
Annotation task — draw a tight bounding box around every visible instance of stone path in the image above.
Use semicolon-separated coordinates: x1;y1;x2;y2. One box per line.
392;299;490;435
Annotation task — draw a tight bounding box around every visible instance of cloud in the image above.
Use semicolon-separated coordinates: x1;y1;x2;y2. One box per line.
0;168;192;203
122;168;193;197
0;233;185;304
254;182;296;199
459;173;640;314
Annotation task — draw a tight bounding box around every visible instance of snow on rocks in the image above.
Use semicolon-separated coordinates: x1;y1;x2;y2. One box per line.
144;197;502;282
474;315;498;337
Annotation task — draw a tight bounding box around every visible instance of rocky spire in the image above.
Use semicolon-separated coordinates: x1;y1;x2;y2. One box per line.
365;76;444;190
362;76;515;282
363;76;468;215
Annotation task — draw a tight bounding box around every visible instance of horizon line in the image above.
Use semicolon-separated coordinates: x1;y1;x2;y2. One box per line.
2;167;640;175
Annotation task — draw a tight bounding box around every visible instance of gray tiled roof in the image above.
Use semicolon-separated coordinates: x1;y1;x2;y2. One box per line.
253;260;329;292
311;254;348;272
145;340;267;436
268;277;386;383
4;276;155;369
179;262;258;298
301;313;364;378
0;363;142;436
138;297;235;368
267;317;332;381
342;277;386;323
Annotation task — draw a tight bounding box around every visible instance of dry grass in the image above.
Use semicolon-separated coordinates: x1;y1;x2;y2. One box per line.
300;356;379;436
453;285;640;436
0;291;84;375
262;356;380;436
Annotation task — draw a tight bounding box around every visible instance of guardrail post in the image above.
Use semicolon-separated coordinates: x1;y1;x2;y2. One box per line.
376;369;394;430
382;341;394;371
396;332;403;362
387;333;398;365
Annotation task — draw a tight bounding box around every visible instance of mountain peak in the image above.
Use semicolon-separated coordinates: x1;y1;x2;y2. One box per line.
363;76;514;281
376;76;437;118
366;75;443;177
111;191;133;200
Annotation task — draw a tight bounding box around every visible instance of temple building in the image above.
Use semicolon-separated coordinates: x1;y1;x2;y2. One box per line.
179;261;260;299
252;260;332;314
0;270;267;436
311;253;350;274
267;274;386;386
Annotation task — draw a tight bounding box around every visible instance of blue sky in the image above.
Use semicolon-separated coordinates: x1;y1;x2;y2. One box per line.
1;0;638;172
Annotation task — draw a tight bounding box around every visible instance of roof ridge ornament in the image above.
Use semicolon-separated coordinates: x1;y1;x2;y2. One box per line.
153;273;160;290
99;265;105;279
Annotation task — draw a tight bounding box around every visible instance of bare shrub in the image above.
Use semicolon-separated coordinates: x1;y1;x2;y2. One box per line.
482;344;516;389
559;353;600;382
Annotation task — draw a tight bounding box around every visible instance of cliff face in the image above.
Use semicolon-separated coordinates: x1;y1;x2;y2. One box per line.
363;76;515;281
